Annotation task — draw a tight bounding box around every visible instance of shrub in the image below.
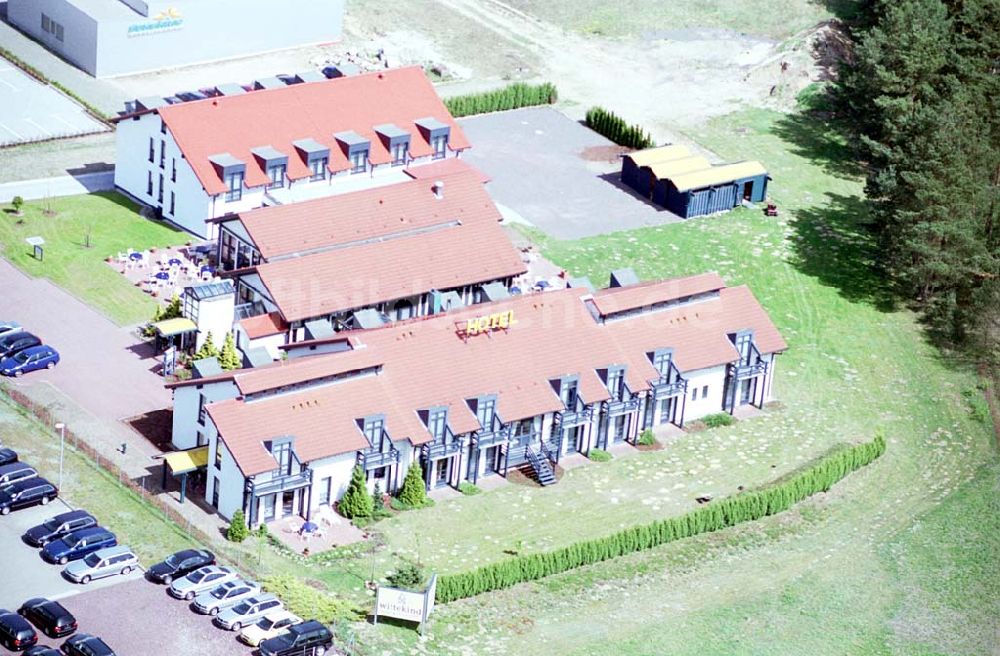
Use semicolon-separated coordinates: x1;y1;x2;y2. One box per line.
435;433;887;603
11;196;24;215
444;82;558;118
702;412;735;428
386;563;426;590
262;575;361;623
162;294;183;320
226;509;249;543
397;464;427;507
638;429;656;446
588;449;612;462
194;331;219;361
458;482;482;496
339;465;373;519
218;332;242;371
584;106;654;149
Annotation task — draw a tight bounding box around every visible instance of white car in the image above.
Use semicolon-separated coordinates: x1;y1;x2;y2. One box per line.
168;565;237;600
238;610;302;646
214;593;282;631
191;579;260;615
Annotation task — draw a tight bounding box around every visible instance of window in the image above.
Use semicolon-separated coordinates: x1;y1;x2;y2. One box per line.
197;394;207;425
318;477;332;505
391;141;408;166
607;369;624;400
157;173;164;203
214;446;222;470
160;121;166;135
432;135;448;159
196;432;205;446
562;380;578;409
735;332;752;365
652;351;671;376
266;164;286;189
476;397;496;428
701;385;709;399
220;231;236;270
350;149;367;174
55;23;64;42
171;158;177;182
395;299;413;321
41;14;51;33
309;157;327;181
159;140;165;168
272;442;292;476
363;417;384;448
146;171;153;196
691;387;697;401
427;409;447;441
169;191;175;216
514;418;533;437
225;171;243;202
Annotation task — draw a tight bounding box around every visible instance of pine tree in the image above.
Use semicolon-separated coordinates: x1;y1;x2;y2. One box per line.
218;332;241;371
162;293;183;320
194;331;219;361
397;464;427;508
371;481;383;512
339;465;373;519
226;509;249;542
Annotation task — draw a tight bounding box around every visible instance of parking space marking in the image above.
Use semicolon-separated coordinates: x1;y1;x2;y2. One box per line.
51;113;81;131
0;121;23;139
0;76;17;92
24;117;51;136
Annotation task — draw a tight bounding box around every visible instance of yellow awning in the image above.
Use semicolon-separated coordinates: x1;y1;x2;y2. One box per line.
153;317;197;337
625;144;691;167
164;446;209;476
670;160;768;192
647;155;712;180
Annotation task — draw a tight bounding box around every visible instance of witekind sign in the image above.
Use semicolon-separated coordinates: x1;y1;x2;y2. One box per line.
374;574;437;633
127;8;183;36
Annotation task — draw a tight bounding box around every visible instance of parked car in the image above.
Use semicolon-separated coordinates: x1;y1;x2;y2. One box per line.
147;548;214;584
41;527;116;565
0;447;16;467
0;608;38;651
0;462;37;487
0;332;41;359
0;321;21;336
63;545;138;584
23;510;97;548
23;646;60;656
259;620;334;656
60;633;115;656
168;565;237;600
214;593;282;631
0;478;57;515
191;579;260;616
237;610;302;647
0;345;60;377
17;599;76;639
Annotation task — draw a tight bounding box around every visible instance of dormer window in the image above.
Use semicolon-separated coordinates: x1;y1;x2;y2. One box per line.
350;149;368;174
251;146;289;191
269;439;294;477
267;163;286;189
209;153;246;203
425;408;448;441
293;138;330;183
606;367;625;400
432;134;448;159
415;117;451;161
375;124;411;167
362;416;385;447
391;141;408;166
334;131;371;175
225;171;243;201
309;157;328;181
651;349;672;376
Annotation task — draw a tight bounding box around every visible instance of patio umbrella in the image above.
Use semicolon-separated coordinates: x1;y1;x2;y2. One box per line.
301;521;319;533
535;279;550;289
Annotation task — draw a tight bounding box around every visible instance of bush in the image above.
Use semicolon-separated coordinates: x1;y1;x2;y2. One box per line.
584;106;654;149
11;196;24;215
638;429;656;446
226;509;249;543
702;412;736;428
588;449;612;462
162;294;183;320
339;466;373;519
194;331;219;361
435;433;887;603
218;332;241;371
444;82;558;118
397;464;427;507
261;575;361;623
389;496;435;512
386;563;426;590
458;482;482;496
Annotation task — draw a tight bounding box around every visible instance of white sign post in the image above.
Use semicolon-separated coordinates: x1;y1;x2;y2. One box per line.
373;573;437;634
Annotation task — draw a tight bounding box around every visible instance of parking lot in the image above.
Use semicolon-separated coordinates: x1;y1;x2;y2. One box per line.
0;500;142;609
0;63;108;147
459;106;680;239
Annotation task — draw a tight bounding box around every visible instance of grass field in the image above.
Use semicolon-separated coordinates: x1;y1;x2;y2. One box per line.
0;192;187;325
349;107;999;654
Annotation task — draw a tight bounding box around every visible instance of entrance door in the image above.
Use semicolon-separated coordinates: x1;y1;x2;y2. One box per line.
281;490;294;517
739;379;753;406
611;415;627;443
743;180;754;201
564;426;579;454
484;446;500;475
434;459;450;487
658;397;674;425
263;494;276;522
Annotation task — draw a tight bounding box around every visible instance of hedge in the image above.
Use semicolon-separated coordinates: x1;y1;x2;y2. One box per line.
261;575;362;623
444;82;557;118
435;433;886;603
584;106;654;149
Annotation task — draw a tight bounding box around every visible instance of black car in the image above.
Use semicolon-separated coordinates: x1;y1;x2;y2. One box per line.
0;608;38;651
0;447;17;467
60;634;114;656
147;548;214;584
0;332;41;359
259;620;333;656
0;478;58;515
23;510;97;548
24;646;61;656
17;599;76;640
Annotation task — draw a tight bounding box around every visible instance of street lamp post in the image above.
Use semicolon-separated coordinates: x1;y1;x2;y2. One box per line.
54;422;65;490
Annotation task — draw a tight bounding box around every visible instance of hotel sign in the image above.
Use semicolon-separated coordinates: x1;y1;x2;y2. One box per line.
374;574;437;633
128;8;183;36
465;310;517;336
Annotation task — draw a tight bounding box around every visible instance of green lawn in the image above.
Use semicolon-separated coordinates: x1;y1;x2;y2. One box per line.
346;107;999;654
1;193;188;325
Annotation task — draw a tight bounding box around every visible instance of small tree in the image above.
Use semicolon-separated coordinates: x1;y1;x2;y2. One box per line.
386;562;425;590
371;481;383;510
194;331;219;361
162;293;183;320
397;464;427;508
226;509;249;542
339;465;373;519
638;428;656;446
10;196;24;216
218;332;242;371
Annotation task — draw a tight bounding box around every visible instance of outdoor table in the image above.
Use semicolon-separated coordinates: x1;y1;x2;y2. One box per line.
168;257;182;267
200;266;215;275
129;252;144;261
154;271;170;281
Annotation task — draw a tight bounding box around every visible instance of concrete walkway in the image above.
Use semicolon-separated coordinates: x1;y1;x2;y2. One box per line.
0;169;115;202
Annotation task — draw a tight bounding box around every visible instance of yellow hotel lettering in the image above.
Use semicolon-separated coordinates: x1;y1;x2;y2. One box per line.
465;310;516;335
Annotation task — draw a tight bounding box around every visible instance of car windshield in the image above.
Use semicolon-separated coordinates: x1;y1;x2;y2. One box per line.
164;554;180;568
232;601;251;615
12;351;30;363
188;569;207;583
84;553;102;567
257;617;277;630
210;585;232;599
64;533;84;547
42;518;62;531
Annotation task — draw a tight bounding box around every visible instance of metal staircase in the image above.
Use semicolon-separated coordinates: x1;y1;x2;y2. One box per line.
525;446;557;486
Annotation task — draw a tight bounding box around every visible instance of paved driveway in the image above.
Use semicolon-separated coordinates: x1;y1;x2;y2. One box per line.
55;579;251;656
0;63;107;147
459;107;680;239
0;500;142;609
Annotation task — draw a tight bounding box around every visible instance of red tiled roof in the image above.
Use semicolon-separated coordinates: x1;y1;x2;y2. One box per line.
404;158;491;184
203;274;787;475
590;271;725;316
255;214;525;322
158;67;470;195
233;169;500;260
238;312;288;340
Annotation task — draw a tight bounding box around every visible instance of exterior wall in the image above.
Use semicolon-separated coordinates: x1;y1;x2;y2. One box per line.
170;380;238;450
194;295;236;350
207;436;243;520
306;451;357;513
678;365;728;421
8;0;99;75
236;330;285;361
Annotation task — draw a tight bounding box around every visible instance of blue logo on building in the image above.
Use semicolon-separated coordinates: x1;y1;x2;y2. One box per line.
127;8;183;36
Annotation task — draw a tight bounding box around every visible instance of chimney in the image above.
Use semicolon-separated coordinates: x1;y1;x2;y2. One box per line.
432;180;444;200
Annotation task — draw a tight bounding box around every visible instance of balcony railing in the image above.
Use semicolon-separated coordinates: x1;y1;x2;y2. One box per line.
472;414;511;449
651;376;687;399
555;405;593;428
248;469;312;498
234;301;267;322
423;426;463;460
732;360;769;380
604;394;640;417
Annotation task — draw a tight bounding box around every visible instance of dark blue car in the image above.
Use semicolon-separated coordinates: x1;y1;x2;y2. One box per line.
40;527;115;566
0;345;59;377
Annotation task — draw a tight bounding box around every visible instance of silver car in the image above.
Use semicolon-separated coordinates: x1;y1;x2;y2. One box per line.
214;593;283;631
63;545;139;584
168;565;237;601
191;579;260;615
